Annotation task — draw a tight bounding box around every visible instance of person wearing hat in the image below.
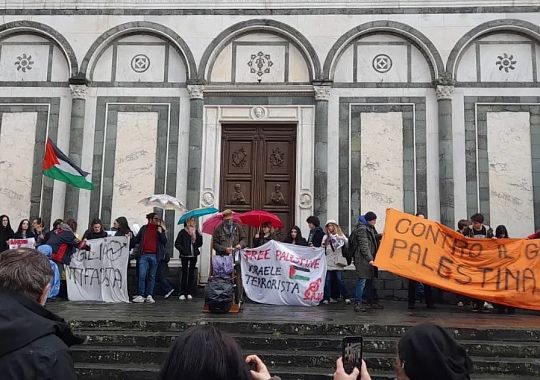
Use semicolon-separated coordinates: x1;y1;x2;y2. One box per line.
349;211;379;312
321;220;351;305
212;209;247;303
333;323;473;380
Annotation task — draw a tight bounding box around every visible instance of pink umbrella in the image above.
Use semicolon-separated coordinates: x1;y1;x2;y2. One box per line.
201;211;243;235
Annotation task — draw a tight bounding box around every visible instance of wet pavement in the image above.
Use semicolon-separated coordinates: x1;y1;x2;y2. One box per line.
47;298;540;331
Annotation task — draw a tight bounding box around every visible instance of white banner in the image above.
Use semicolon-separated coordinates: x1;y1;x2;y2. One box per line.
8;237;35;249
65;236;130;303
241;240;326;306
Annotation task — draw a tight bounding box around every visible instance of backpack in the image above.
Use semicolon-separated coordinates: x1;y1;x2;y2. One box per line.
205;277;234;314
348;226;360;263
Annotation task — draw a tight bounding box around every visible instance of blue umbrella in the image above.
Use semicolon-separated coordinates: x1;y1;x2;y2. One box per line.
178;207;219;225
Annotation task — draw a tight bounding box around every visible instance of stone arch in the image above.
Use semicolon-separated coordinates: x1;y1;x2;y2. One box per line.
198;19;322;82
0;20;78;77
323;20;444;82
80;21;197;81
446;19;540;79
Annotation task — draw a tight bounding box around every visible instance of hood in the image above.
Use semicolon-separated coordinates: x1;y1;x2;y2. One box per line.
358;215;368;225
0;290;83;357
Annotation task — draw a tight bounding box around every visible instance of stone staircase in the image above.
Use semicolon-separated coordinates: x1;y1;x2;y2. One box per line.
69;319;540;380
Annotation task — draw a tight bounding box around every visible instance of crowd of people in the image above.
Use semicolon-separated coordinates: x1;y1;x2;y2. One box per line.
1;208;539;312
0;247;475;380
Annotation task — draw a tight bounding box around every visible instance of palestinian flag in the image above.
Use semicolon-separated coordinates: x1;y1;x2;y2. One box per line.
289;265;310;282
42;138;93;190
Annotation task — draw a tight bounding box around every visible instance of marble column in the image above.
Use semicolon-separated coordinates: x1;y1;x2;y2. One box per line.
64;83;88;221
314;85;330;223
436;83;455;228
186;85;205;210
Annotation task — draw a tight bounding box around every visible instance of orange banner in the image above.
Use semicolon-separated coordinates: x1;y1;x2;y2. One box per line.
374;209;540;311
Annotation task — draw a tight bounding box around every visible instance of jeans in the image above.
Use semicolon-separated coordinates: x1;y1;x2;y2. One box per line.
324;271;349;300
156;260;174;295
138;254;158;297
180;257;197;296
355;278;367;305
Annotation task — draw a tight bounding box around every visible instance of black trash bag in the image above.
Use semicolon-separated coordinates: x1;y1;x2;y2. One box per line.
205;277;234;313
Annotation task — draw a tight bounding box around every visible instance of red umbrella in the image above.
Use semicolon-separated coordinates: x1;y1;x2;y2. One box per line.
238;210;283;229
201;211;243;235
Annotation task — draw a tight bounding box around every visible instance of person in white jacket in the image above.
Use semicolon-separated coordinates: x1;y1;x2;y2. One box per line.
321;220;351;305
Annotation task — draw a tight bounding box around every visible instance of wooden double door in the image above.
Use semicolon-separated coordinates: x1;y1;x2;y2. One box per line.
220;124;296;239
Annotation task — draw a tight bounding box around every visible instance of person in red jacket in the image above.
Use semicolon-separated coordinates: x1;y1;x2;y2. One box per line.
528;229;540;239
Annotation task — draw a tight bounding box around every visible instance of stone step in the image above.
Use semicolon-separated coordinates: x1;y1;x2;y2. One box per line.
70;346;540;376
77;330;540;358
70;319;540;342
74;362;540;380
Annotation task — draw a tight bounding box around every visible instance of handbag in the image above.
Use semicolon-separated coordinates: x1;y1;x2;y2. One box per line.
336;254;348;267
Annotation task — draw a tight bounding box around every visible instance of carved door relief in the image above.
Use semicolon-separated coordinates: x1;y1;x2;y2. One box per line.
220;125;296;238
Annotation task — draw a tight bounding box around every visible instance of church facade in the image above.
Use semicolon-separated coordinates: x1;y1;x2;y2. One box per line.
0;1;538;279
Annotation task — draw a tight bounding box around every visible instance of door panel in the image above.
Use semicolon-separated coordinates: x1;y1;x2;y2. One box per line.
220;124;296;241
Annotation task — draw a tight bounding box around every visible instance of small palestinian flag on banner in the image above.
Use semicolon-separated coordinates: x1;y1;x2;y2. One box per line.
289;265;310;281
42;138;94;190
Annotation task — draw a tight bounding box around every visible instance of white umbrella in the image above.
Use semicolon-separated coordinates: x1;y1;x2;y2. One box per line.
138;194;187;211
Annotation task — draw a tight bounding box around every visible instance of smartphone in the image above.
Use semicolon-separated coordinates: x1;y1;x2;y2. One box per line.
342;336;363;374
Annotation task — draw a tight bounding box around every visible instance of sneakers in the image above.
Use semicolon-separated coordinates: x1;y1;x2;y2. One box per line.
187;295;193;300
329;298;338;304
179;295;186;301
321;300;329;305
164;289;174;299
484;302;494;310
344;298;352;305
145;295;155;304
457;301;464;307
132;295;145;303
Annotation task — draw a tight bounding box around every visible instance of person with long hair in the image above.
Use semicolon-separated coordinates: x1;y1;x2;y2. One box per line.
32;217;47;246
175;217;203;300
159;325;280;380
321;220;351;305
82;218;108;242
113;216;133;238
283;225;308;246
14;219;35;239
0;214;14;252
253;222;275;247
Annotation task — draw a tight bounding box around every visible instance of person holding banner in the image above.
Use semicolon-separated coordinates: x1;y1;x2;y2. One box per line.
283;226;308;246
253;222;276;248
81;218;108;243
14;219;35;240
0;214;14;252
321;220;351;305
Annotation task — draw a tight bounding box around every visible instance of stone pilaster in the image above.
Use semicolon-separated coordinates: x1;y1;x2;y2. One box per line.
64;82;88;221
435;74;455;228
186;84;205;210
313;85;331;222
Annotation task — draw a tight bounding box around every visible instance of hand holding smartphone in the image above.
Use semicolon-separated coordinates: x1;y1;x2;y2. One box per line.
342;336;363;374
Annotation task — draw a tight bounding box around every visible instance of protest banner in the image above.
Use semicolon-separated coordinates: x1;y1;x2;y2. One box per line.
241;240;326;306
8;237;35;249
65;236;130;303
375;209;540;311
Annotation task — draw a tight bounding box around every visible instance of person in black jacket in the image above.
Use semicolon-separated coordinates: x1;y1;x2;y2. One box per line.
14;219;36;239
253;222;276;248
82;218;109;242
306;215;325;247
175;217;203;300
0;214;14;252
283;225;308;246
0;248;83;380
